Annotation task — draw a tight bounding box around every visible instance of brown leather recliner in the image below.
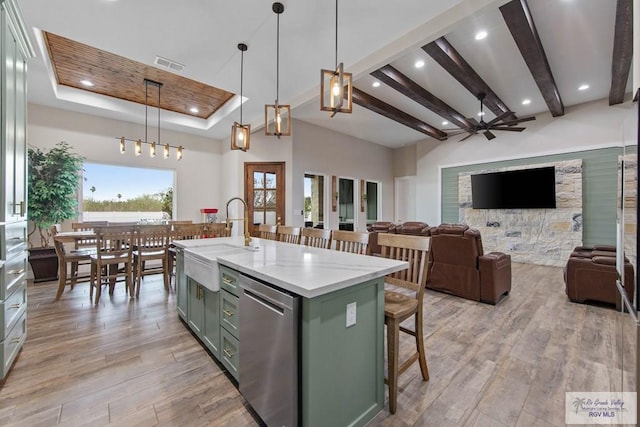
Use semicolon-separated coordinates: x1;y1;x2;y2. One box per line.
426;223;511;304
395;222;430;236
564;245;634;310
367;221;397;256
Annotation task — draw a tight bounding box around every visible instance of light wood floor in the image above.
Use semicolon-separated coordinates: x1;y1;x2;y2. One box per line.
0;263;635;426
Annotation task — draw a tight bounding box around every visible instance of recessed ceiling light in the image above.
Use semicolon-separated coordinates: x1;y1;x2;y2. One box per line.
442;121;449;126
475;30;488;41
578;84;590;91
80;80;94;87
372;81;381;88
478;111;485;117
190;107;199;114
522;99;531;105
414;60;425;68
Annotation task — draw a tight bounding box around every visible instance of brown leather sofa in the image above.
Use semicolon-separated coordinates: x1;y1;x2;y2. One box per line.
426;223;511;304
564;245;634;310
367;221;431;255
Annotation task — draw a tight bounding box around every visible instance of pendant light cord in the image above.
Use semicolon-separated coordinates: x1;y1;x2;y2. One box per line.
240;49;244;124
157;83;161;145
276;11;280;104
144;80;148;144
335;0;338;69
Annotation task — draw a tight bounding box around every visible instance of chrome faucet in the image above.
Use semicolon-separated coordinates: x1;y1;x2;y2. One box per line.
225;197;251;247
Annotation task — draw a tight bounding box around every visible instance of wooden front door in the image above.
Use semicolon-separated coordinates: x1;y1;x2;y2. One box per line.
245;162;285;237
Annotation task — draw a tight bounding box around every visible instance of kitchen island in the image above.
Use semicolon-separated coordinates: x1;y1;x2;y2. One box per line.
173;236;407;427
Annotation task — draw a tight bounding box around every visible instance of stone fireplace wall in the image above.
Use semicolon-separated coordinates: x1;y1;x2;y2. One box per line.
458;159;583;267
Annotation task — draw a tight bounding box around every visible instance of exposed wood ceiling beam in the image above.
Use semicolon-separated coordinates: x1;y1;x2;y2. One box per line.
371;65;475;132
422;37;516;121
499;0;564;117
351;87;447;141
608;0;633;105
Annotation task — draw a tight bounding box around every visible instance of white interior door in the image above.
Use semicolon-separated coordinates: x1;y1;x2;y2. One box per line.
394;176;416;223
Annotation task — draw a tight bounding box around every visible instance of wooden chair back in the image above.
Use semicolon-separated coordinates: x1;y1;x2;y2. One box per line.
379;233;430;296
90;225;136;304
71;221;108;250
258;224;278;240
301;228;332;249
171;223;206;241
205;223;232;238
169;220;193;225
276;226;301;244
330;230;369;255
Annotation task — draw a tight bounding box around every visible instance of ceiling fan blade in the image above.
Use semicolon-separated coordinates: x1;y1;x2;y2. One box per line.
467;117;480;128
490;126;526;132
484;130;495;140
485;111;513;127
458;132;476;142
445;130;468;137
500;115;536;126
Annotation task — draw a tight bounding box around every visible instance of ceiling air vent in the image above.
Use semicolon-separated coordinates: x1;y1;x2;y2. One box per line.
154;55;184;72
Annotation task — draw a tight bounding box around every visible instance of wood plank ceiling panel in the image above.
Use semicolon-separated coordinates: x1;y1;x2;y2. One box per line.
608;0;633;105
499;0;564;117
371;65;475;133
422;36;516;121
43;32;235;120
351;87;447;141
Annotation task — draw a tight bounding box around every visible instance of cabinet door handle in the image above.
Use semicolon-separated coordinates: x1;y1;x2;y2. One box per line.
9;303;22;309
223;348;235;358
12;201;25;216
196;285;201;300
11;336;22;344
221;277;234;285
223;309;234;317
8;269;25;275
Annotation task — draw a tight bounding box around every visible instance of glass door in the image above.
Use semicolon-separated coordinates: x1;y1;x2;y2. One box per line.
245;162;285;236
304;173;325;228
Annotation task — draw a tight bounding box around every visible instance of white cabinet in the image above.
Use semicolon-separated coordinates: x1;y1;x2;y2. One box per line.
0;0;33;380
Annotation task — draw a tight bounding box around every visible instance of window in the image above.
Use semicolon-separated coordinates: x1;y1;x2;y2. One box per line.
304;173;325;228
366;181;379;224
82;162;174;223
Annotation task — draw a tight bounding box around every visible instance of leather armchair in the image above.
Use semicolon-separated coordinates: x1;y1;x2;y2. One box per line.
367;221;397;255
564;246;634;310
427;223;511;304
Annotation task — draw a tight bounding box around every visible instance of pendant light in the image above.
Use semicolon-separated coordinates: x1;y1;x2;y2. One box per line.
116;78;183;160
265;2;291;137
231;43;250;151
320;0;352;117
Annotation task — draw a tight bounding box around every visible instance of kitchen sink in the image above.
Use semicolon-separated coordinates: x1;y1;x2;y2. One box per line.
183;244;251;291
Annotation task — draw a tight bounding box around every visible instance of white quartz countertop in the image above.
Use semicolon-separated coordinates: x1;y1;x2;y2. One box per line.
175;236;407;298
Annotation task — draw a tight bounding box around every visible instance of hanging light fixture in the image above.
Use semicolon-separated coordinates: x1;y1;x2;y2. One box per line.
265;2;291;137
116;78;183;160
231;43;250;151
320;0;352;117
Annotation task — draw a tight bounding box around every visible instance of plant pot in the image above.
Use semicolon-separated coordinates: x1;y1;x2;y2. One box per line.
28;247;59;283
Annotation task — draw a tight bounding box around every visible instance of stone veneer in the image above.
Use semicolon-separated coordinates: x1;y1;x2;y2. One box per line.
458;160;583;267
620;154;637;267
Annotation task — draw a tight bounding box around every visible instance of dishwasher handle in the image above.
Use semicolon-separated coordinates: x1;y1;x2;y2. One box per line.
239;274;297;312
243;289;285;316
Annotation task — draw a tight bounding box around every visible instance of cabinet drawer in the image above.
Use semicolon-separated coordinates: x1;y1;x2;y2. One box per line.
0;255;27;301
219;265;239;296
1;310;26;380
220;328;239;381
1;222;27;260
1;279;26;336
220;289;239;339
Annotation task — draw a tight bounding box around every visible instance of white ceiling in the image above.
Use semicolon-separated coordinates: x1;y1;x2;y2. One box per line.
17;0;628;148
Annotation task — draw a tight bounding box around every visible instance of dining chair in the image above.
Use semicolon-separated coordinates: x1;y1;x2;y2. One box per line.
51;225;93;299
330;230;369;255
89;225;135;304
257;224;278;240
205;222;232;238
276;225;301;244
168;220;193;225
71;221;108;251
133;224;171;294
378;233;430;414
300;227;332;249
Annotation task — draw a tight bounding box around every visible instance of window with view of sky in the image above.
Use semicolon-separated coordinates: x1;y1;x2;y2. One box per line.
82;162;174;222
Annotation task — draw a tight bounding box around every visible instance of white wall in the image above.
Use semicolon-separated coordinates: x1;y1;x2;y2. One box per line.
27;104;224;227
291;119;395;231
415;99;637;225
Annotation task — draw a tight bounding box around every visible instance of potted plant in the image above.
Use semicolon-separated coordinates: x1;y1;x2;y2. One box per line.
28;141;84;282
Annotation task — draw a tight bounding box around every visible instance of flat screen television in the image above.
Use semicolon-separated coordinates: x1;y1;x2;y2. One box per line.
471;166;556;209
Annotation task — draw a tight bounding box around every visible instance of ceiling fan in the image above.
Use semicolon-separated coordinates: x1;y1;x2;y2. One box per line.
451;92;536;142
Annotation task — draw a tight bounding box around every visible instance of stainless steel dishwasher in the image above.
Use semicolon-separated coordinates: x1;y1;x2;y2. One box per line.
239;273;299;427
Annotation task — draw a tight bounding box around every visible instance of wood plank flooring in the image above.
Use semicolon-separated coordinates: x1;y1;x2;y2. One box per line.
0;263;635;426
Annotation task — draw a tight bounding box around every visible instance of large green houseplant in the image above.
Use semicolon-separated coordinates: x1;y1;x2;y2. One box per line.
28;141;84;281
